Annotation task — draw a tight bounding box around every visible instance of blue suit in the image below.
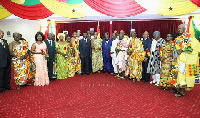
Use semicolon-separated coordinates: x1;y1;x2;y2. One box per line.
142;38;152;81
102;38;113;72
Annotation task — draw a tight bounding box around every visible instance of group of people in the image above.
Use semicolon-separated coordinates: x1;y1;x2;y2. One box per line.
0;24;199;97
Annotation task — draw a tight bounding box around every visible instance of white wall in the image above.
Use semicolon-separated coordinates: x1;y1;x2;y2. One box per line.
0;19;40;44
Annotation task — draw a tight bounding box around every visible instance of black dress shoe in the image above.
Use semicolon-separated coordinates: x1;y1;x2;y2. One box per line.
81;73;85;75
5;87;13;90
143;80;150;83
108;72;113;74
103;71;106;73
86;73;90;75
0;90;5;93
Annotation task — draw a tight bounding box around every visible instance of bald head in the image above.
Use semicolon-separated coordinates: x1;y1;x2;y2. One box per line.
47;33;53;40
178;24;186;34
0;30;4;38
120;30;125;35
143;31;149;38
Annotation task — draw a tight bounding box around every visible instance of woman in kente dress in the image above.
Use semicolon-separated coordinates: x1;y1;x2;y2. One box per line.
71;32;81;74
66;35;75;77
56;33;68;79
91;32;103;73
9;33;29;89
160;33;175;90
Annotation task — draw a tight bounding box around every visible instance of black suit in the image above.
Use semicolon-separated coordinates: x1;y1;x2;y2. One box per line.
0;39;11;91
142;38;152;81
45;40;56;80
79;38;92;74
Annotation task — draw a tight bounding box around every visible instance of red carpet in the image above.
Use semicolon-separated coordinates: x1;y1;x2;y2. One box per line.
0;73;200;117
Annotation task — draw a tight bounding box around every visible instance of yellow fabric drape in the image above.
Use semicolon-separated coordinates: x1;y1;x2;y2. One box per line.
40;0;97;18
136;0;199;16
0;0;25;19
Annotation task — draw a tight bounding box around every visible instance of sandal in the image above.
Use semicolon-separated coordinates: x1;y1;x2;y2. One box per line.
120;76;125;79
164;87;169;90
160;86;165;89
16;86;21;89
174;91;185;97
132;78;137;83
170;88;178;93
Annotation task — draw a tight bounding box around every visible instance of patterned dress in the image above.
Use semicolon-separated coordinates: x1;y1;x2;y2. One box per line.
33;42;49;86
127;38;146;81
92;38;103;72
72;39;81;73
116;37;129;72
12;41;28;85
56;42;68;79
147;38;165;74
66;42;75;77
160;41;174;87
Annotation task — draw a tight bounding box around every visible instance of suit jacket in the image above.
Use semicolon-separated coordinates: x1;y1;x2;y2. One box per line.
0;39;11;67
142;38;152;58
45;40;55;61
102;38;113;58
79;38;92;58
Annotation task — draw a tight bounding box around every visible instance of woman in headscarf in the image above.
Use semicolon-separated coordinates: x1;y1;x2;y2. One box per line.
9;32;29;89
55;33;68;79
147;31;165;86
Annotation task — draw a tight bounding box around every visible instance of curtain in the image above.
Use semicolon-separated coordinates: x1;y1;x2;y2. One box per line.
56;20;183;40
99;21;110;37
131;20;183;38
56;21;110;39
112;21;132;36
112;20;183;38
56;22;97;38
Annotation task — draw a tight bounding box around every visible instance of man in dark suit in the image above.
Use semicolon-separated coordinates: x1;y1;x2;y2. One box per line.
142;31;152;82
45;33;56;81
79;33;92;75
0;30;13;93
102;32;113;74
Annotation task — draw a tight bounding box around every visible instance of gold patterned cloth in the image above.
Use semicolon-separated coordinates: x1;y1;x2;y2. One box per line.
12;40;28;85
92;38;103;72
160;41;174;87
126;38;146;80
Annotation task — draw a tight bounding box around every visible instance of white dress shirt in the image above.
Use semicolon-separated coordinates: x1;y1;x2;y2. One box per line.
47;39;52;46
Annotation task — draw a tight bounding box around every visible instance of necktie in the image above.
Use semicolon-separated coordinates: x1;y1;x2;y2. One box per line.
49;40;51;46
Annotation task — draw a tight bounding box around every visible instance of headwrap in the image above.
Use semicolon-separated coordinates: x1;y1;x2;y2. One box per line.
153;31;160;35
57;33;65;41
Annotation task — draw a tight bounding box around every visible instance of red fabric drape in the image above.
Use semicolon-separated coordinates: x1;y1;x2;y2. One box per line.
56;22;97;38
131;20;183;38
84;0;146;17
56;21;110;39
0;0;53;20
112;21;132;36
112;20;183;38
99;21;110;37
187;16;193;32
190;0;200;7
56;20;183;39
